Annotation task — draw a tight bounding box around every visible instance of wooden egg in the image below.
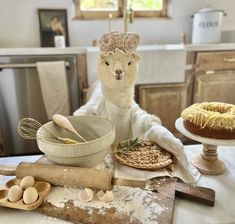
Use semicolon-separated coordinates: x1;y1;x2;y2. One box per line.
8;185;23;202
20;176;35;190
23;187;38;204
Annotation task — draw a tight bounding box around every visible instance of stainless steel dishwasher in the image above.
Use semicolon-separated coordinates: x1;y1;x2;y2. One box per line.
0;55;80;156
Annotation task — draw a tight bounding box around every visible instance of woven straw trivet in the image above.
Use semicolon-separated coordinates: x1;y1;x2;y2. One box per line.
115;139;175;171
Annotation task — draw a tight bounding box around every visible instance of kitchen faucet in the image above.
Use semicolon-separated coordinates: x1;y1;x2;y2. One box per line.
123;0;134;32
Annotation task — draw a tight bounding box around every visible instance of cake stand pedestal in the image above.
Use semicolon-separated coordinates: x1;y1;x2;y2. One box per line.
175;118;235;175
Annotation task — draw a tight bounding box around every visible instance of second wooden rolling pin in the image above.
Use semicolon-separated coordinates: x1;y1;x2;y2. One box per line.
0;162;114;190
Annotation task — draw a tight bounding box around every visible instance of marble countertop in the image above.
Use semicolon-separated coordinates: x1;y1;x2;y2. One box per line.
0;144;235;224
0;43;235;56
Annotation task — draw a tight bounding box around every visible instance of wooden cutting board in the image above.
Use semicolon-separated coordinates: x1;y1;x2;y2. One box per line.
37;176;214;224
35;156;214;224
36;177;174;224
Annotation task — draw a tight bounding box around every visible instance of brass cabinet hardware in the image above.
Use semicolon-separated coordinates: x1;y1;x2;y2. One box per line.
206;70;215;74
223;58;235;62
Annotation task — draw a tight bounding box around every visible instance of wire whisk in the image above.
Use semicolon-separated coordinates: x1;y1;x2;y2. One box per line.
18;118;80;144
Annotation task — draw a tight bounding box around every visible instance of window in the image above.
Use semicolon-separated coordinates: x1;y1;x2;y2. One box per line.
128;0;167;18
73;0;168;20
81;0;118;11
73;0;123;19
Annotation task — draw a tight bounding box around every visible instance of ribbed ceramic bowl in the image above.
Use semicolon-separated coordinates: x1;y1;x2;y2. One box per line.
36;116;115;167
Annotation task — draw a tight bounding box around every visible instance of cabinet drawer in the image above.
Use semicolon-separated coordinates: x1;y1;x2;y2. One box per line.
193;72;235;104
196;51;235;72
138;84;187;134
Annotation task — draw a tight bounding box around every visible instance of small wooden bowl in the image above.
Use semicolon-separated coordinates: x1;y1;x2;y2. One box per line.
0;178;51;210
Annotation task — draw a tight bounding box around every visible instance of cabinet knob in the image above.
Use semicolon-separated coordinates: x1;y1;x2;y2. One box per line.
206;70;215;74
224;58;235;62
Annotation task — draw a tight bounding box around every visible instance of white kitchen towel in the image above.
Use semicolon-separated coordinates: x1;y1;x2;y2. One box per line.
114;124;201;184
115;158;200;184
36;61;70;119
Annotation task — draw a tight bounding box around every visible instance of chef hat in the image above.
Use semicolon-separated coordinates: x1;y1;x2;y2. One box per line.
99;31;140;53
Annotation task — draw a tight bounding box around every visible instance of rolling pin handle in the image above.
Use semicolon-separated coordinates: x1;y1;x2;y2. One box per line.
0;165;17;176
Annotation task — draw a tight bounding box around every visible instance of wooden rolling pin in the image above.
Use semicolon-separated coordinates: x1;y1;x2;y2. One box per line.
0;162;215;206
0;162;114;190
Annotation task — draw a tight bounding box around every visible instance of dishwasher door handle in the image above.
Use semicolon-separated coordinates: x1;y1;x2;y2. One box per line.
0;62;70;69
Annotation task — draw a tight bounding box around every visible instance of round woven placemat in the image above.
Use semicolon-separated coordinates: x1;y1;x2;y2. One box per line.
115;139;175;171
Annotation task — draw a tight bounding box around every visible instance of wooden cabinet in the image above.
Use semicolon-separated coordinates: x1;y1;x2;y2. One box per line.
196;51;235;72
137;84;187;138
76;54;89;105
193;51;235;104
194;72;235;104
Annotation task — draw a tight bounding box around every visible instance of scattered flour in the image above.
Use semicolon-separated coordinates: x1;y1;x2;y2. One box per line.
46;185;165;224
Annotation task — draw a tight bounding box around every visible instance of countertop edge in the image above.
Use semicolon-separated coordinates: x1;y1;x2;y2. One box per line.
0;43;235;56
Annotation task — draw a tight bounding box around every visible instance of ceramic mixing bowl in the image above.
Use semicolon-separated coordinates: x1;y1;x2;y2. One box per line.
36;116;115;167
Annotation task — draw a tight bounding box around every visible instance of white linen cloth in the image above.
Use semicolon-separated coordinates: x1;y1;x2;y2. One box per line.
74;81;200;183
36;61;70;120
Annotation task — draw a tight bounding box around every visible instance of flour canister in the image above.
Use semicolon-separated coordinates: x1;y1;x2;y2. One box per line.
192;6;226;44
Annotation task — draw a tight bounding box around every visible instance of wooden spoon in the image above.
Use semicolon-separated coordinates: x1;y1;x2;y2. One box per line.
52;114;87;142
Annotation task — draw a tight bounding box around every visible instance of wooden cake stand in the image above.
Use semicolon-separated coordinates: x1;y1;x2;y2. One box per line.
175;118;235;175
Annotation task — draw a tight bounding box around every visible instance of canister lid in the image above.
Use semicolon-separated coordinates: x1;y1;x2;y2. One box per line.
192;6;226;16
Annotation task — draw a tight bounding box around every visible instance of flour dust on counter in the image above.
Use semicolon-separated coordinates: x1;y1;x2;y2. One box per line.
41;185;166;224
